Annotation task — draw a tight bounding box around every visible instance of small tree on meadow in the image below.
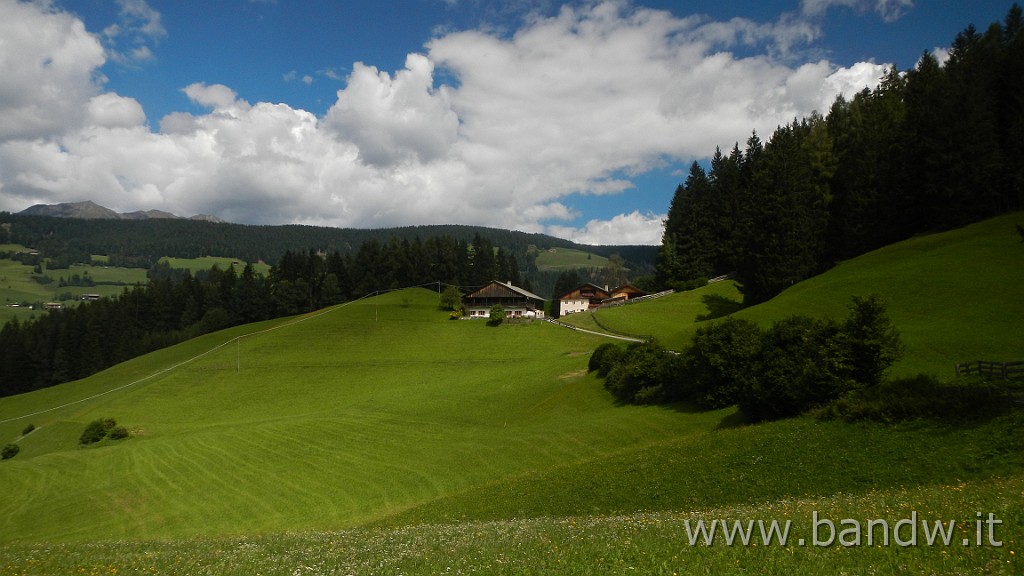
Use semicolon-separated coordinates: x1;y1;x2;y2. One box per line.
487;304;506;326
839;294;904;388
439;285;463;312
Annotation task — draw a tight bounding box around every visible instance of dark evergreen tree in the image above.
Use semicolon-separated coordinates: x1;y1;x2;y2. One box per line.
737;116;833;304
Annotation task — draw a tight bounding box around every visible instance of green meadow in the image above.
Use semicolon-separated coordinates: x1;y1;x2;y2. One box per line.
0;213;1022;574
535;247;609;271
0;255;149;325
157;256;272;275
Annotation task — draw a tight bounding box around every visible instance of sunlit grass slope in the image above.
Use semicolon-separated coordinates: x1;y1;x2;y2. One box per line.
589;211;1024;377
535;247;609;270
0;288;722;543
561;279;743;347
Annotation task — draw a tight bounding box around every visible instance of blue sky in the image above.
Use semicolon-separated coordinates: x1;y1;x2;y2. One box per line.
0;0;1015;244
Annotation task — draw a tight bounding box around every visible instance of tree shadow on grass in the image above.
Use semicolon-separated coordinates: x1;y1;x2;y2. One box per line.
663;401;749;430
696;294;744;322
715;409;749;429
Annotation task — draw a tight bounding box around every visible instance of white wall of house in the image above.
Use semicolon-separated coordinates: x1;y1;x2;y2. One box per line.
559;298;588;316
467;306;543;319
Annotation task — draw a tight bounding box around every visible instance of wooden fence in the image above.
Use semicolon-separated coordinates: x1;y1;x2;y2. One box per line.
955;360;1024;379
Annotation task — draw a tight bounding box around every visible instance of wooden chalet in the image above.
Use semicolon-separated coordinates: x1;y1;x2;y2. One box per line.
558;283;610;317
558;283;648;316
463;281;547;319
605;283;648;304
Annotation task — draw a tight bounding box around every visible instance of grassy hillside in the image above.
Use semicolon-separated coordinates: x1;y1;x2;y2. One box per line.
561;279;744;343
585;212;1024;378
535;247;609;270
1;214;1022;574
0;289;719;543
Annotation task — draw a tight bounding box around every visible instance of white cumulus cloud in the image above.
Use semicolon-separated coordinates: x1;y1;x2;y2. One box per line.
0;0;891;245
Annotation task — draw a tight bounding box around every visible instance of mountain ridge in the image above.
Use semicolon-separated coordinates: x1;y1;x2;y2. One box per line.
19;200;224;223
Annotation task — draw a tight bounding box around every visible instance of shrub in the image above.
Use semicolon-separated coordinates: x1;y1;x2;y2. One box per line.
487;304;506;326
603;340;682;404
737;315;855;421
736;296;903;421
21;423;35;436
2;444;20;460
588;342;625;376
680;317;762;408
79;418;118;445
109;426;130;440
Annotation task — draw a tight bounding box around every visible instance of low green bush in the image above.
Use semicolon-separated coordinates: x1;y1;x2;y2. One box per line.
79;418;118;445
486;304;505;326
21;423;35;436
108;426;130;440
588;342;625;376
602;340;683;404
1;443;20;460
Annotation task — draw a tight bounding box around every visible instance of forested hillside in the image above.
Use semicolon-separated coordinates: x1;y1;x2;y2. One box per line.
0;212;655;271
0;231;608;397
657;5;1024;304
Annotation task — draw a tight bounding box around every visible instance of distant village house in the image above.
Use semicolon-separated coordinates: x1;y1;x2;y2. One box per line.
558;283;648;317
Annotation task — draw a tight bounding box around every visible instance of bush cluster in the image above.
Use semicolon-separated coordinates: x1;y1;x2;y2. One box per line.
592;295;905;421
1;444;19;460
79;418;129;445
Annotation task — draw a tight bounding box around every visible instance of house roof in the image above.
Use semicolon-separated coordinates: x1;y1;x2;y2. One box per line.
465;280;547;302
558;283;610;301
611;283;647;295
559;282;648;301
